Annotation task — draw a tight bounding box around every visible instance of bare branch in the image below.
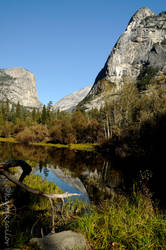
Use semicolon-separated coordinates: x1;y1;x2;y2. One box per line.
0;160;80;233
1;169;80;200
0;160;32;182
0;201;10;208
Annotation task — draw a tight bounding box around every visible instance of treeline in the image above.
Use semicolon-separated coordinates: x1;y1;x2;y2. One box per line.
0;100;105;144
0;72;166;145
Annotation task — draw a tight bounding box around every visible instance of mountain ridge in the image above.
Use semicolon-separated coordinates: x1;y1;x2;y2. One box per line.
79;7;166;110
53;86;92;112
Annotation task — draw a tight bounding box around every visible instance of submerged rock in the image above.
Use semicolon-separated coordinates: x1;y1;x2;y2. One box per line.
30;230;87;250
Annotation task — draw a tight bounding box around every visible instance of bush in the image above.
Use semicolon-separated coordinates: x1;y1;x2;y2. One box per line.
16;128;35;144
30;124;49;142
16;124;48;143
13;121;26;135
137;66;159;91
0;121;13;137
49;122;63;143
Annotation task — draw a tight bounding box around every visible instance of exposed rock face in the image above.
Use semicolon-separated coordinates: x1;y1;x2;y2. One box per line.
30;231;87;250
53;86;92;112
80;7;166;110
0;67;42;108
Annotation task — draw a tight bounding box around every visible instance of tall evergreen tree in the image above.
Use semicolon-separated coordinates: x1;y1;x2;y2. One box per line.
15;102;21;120
32;108;37;122
41;105;47;124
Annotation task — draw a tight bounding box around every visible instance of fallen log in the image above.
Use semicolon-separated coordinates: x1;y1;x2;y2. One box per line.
0;160;80;233
1;169;80;199
0;160;32;182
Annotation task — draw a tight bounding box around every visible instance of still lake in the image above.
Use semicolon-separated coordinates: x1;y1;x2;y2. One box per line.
0;142;165;247
0;141;165;206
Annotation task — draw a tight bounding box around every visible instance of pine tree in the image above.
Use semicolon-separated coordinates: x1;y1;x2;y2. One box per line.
46;101;53;126
32;108;37;122
9;103;16;123
15;102;21;121
41;105;47;124
1;99;9;121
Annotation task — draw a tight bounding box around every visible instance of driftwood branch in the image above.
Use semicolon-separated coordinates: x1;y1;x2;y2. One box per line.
0;200;10;208
1;169;80;199
0;160;80;233
49;198;55;233
0;160;32;182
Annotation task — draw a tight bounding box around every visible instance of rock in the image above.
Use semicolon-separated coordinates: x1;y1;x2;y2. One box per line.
30;230;87;250
53;86;92;112
79;7;166;110
0;67;42;108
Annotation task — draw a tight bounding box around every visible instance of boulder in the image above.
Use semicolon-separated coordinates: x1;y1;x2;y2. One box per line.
30;230;87;250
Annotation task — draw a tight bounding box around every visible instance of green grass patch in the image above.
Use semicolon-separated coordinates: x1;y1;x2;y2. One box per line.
31;141;68;149
69;194;166;249
0;174;63;248
23;174;62;210
0;137;17;143
68;143;97;151
31;142;96;151
0;137;96;151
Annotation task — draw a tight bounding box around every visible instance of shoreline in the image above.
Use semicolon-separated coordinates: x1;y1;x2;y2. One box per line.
0;137;96;151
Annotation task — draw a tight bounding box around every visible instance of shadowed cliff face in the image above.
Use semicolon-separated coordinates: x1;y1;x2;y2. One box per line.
80;7;166;110
0;67;42;108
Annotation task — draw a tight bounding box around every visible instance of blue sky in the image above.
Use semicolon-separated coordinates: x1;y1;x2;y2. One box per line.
0;0;165;105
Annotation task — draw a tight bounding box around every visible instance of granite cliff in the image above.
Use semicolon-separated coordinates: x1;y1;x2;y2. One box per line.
79;7;166;110
0;67;42;108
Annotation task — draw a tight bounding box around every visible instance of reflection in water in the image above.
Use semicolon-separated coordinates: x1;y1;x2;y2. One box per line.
0;142;165;207
0;142;122;203
35;168;90;203
0;142;166;248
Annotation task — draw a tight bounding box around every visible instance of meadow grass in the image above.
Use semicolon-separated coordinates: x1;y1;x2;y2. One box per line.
0;137;17;143
69;193;166;249
23;174;62;210
31;142;96;151
1;174;166;249
0;137;96;151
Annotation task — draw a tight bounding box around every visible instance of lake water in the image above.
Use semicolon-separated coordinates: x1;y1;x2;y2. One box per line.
0;142;165;247
0;142;165;206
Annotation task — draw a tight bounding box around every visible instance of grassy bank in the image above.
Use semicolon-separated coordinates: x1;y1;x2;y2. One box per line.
0;137;96;151
69;194;166;249
1;171;166;249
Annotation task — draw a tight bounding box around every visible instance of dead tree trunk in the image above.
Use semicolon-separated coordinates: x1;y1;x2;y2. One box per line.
0;160;80;233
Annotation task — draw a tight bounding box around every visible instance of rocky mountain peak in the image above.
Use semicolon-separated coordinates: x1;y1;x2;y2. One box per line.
127;7;155;30
79;7;166;110
0;67;42;108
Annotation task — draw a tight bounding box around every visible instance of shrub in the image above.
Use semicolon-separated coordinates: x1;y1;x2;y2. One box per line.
16;128;35;144
30;124;49;142
49;122;63;143
0;121;13;137
13;121;26;135
137;66;159;91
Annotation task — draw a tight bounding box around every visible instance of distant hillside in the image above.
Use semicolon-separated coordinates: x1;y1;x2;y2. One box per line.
53;86;92;112
0;67;42;108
